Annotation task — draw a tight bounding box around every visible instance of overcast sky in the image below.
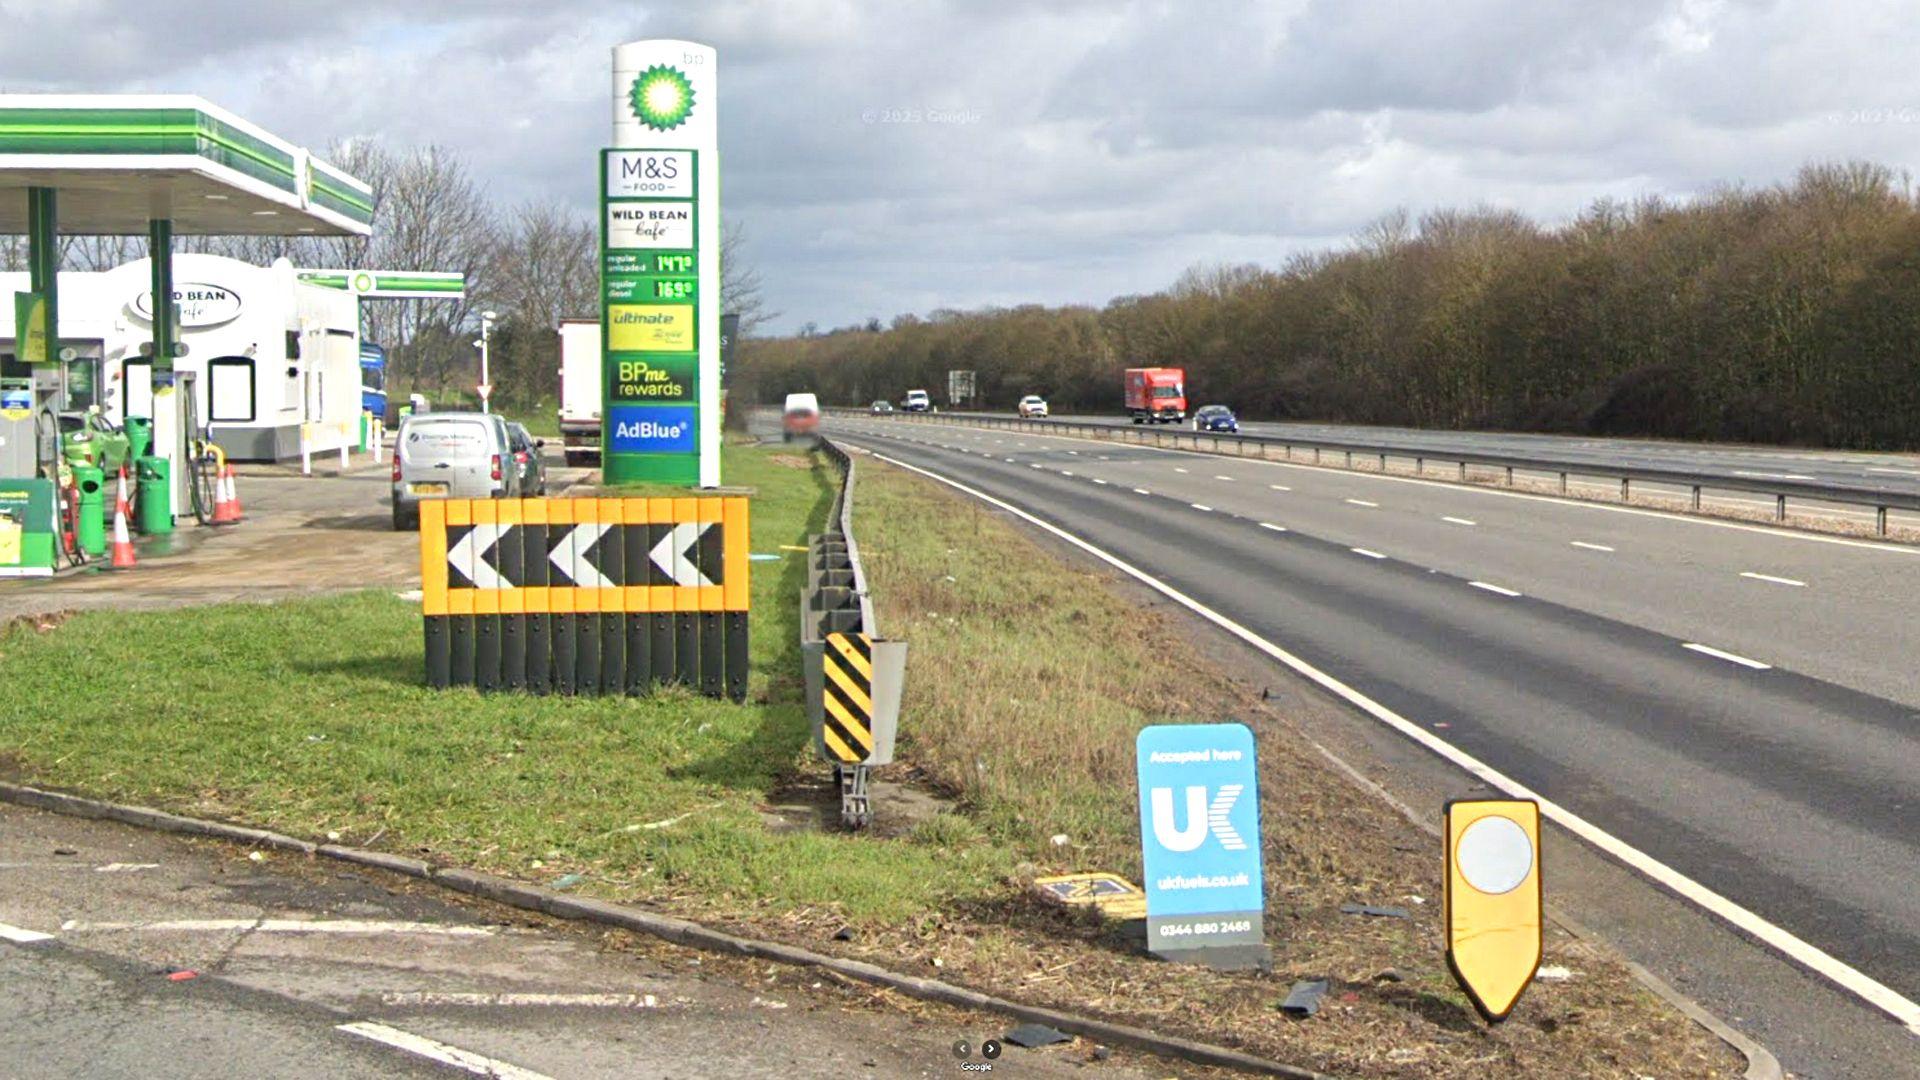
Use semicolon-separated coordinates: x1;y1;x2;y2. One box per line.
6;0;1920;332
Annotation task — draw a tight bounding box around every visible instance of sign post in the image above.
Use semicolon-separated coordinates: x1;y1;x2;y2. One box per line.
602;40;721;487
1135;723;1270;970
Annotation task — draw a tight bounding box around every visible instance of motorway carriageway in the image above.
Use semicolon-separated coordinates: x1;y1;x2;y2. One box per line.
827;415;1920;1043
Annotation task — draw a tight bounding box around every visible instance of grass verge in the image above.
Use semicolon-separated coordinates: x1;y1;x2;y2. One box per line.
0;440;1741;1077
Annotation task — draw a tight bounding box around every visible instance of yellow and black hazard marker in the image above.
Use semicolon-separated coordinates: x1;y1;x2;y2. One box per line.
820;632;876;762
1444;798;1543;1023
420;496;750;701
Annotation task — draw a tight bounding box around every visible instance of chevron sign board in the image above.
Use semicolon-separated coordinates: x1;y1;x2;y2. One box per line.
1135;723;1269;968
418;496;749;700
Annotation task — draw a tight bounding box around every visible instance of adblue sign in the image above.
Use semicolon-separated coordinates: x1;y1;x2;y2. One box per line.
608;405;696;454
1136;723;1268;966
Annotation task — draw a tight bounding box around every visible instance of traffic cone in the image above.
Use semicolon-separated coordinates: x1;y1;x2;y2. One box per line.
109;468;137;569
212;464;243;525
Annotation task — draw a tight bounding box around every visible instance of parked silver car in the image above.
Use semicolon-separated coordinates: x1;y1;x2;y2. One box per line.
391;411;514;530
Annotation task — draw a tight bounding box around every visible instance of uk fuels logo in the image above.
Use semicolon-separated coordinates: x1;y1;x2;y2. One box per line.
1148;785;1247;852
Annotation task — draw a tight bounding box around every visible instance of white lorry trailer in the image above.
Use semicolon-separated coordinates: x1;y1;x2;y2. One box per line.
557;318;602;465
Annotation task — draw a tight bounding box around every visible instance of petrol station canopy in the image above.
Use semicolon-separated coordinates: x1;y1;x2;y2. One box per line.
0;95;372;237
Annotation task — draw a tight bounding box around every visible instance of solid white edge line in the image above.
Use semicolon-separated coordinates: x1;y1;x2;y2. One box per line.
336;1021;554;1079
1470;581;1522;597
1571;541;1615;552
888;417;1920;556
1351;547;1387;559
0;922;53;943
1740;571;1807;587
1682;643;1773;670
861;445;1920;1036
1443;516;1478;526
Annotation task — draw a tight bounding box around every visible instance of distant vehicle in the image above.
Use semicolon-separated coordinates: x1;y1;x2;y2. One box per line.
59;410;131;473
902;389;932;412
557;318;602;466
1017;395;1049;418
1124;367;1186;424
1192;404;1239;433
870;400;894;414
506;421;548;496
782;392;821;441
391;411;513;530
360;342;388;420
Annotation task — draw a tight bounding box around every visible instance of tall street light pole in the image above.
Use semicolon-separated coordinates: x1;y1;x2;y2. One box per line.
477;309;497;412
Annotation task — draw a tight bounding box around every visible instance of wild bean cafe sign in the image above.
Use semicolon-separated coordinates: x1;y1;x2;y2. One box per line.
133;283;242;328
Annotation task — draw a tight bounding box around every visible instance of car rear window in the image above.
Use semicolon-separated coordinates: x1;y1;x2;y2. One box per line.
404;418;491;462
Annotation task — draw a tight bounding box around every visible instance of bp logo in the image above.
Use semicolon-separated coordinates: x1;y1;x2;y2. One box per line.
629;65;695;131
351;272;376;295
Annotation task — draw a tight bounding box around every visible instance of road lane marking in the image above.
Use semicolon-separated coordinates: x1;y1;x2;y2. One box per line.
1029;463;1043;469
1682;643;1772;670
1060;471;1074;476
1443;516;1477;526
0;922;53;943
1733;470;1817;481
1740;572;1806;587
1470;581;1522;597
1345;499;1378;508
60;919;496;936
1269;484;1291;491
1067;450;1078;455
95;863;160;873
1351;547;1387;559
1092;478;1108;485
862;443;1920;1036
1191;504;1213;512
380;992;662;1009
337;1022;553;1079
1174;467;1189;473
1570;541;1614;552
1866;467;1920;476
1005;458;1015;463
1133;488;1151;495
1260;522;1288;533
1213;475;1235;481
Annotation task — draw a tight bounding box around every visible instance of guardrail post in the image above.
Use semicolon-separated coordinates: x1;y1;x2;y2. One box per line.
1314;447;1322;464
1621;477;1630;502
1692;486;1702;511
1878;506;1889;535
1346;450;1353;468
1416;456;1423;475
1379;452;1387;471
1776;494;1787;522
1458;461;1466;481
1559;472;1568;494
1505;465;1513;486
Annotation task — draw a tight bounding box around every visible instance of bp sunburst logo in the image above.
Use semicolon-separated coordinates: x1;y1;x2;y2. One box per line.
629;65;694;131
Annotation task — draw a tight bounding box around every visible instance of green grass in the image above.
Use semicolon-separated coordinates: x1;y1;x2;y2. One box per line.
0;444;1008;924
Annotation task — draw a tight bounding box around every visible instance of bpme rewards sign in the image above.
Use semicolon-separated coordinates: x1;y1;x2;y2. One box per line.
602;39;721;486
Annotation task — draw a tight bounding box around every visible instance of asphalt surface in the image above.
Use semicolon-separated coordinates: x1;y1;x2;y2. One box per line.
0;804;1160;1079
1017;411;1920;497
826;414;1920;1077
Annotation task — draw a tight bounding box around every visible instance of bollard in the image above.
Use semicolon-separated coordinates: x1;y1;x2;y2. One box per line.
135;456;172;535
73;465;106;557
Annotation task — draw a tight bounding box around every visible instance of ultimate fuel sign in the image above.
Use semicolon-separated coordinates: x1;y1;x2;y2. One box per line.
602;39;721;487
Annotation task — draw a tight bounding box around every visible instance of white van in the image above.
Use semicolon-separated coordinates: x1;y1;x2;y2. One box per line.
903;389;931;412
782;392;820;441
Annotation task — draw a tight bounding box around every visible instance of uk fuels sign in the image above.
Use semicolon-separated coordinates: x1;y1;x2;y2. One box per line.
1135;723;1268;967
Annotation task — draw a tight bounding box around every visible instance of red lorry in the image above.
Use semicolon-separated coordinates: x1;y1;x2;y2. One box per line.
1124;367;1187;424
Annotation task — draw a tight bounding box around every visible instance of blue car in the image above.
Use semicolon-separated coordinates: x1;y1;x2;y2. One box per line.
1192;404;1239;433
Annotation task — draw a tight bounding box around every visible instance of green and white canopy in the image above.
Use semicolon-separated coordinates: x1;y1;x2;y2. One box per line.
0;95;372;236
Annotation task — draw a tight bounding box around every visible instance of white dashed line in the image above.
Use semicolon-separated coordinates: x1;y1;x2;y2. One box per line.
1740;571;1807;587
1345;498;1378;508
1351;547;1387;559
1259;522;1288;533
1060;471;1074;477
1213;475;1235;482
337;1022;553;1079
1174;467;1190;473
0;923;54;943
1029;463;1044;470
1004;458;1016;463
1092;478;1108;485
1470;581;1522;597
1442;516;1477;526
1133;488;1151;495
1191;503;1213;512
1269;484;1291;491
1570;541;1615;552
1682;643;1772;670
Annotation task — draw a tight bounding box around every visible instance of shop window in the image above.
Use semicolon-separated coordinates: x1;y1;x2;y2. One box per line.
208;357;256;423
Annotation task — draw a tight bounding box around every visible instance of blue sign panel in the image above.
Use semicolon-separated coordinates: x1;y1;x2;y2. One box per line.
607;405;697;455
1135;722;1265;954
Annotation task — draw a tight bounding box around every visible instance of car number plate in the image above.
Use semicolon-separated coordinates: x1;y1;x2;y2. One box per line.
408;482;448;495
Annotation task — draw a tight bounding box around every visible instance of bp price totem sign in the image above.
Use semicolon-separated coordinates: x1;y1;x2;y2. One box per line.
1135;723;1270;969
417;496;749;700
602;39;721;487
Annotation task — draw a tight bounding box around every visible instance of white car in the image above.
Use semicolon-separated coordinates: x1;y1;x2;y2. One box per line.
1018;395;1049;418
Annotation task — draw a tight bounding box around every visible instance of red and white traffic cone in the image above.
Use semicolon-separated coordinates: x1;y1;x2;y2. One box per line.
212;463;243;525
109;468;137;569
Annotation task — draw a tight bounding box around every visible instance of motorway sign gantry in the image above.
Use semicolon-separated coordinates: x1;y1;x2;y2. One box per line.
419;495;748;700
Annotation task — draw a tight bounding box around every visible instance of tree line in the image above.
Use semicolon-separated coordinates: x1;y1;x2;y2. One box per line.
741;161;1920;449
3;140;769;419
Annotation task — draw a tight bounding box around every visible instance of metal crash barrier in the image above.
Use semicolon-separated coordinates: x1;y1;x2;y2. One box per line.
801;438;906;828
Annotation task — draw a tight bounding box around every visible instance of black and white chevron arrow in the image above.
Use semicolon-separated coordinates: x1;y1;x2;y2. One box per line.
446;522;720;590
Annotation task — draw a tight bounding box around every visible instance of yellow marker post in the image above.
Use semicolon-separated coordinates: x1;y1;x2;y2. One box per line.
1444;799;1543;1022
